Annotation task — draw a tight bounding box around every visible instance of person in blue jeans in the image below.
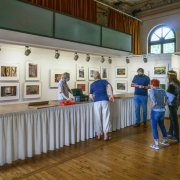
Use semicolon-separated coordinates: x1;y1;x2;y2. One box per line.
131;68;150;127
150;79;175;150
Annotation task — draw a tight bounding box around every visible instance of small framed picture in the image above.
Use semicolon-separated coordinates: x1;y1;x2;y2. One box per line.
77;65;86;81
0;63;20;81
153;64;168;78
75;81;88;94
116;66;128;78
25;61;41;81
116;81;128;92
0;83;20;101
159;81;168;90
172;68;180;80
101;66;108;79
23;82;41;99
89;67;100;81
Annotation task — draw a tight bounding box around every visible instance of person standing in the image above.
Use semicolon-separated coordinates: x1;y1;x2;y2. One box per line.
58;72;73;101
131;68;150;127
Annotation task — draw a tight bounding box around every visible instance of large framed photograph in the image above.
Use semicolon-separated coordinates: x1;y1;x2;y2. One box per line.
0;83;19;101
77;65;86;81
50;69;69;88
101;66;108;79
116;81;128;93
159;81;168;90
116;66;128;78
153;64;168;78
89;67;100;81
75;81;88;95
26;61;41;81
172;68;180;80
131;71;149;82
23;82;41;99
0;63;20;81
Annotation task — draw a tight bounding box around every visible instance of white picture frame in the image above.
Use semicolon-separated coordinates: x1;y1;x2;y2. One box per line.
116;80;128;93
0;82;19;101
89;67;100;81
159;81;168;90
116;66;128;78
23;82;41;99
101;66;108;79
131;71;149;82
75;81;88;95
0;63;20;81
172;68;180;80
76;65;86;81
153;64;168;78
50;69;70;88
25;61;41;81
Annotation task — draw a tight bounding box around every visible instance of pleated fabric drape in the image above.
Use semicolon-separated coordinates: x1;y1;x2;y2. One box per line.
25;0;97;23
108;8;140;55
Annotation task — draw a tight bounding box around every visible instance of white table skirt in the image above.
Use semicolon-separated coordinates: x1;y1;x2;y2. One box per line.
0;98;137;166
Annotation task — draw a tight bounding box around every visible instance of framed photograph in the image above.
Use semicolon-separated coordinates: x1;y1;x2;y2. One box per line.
159;81;168;90
26;61;40;81
50;69;69;88
89;67;100;81
116;81;128;93
172;68;180;80
77;65;86;80
0;83;19;101
153;64;168;78
75;81;88;94
131;71;149;82
23;82;41;99
0;63;20;81
116;66;128;78
101;66;108;79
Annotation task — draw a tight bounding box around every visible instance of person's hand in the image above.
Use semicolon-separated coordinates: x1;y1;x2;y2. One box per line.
163;102;168;106
67;98;73;101
135;84;138;87
138;85;144;89
109;96;115;102
151;104;157;108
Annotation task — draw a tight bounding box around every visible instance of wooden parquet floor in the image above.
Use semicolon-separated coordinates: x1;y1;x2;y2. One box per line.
0;119;180;180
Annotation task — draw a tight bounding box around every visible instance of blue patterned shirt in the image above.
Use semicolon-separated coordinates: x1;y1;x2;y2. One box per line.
58;79;70;100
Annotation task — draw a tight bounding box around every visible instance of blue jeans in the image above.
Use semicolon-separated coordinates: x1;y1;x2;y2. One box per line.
134;95;148;123
151;110;167;141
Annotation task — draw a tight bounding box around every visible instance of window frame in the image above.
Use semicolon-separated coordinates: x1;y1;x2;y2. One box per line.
148;25;176;54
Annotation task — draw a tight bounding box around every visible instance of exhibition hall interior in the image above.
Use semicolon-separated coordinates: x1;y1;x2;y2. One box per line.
0;0;180;179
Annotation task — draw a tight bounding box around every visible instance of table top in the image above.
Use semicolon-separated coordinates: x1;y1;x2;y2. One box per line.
0;93;134;114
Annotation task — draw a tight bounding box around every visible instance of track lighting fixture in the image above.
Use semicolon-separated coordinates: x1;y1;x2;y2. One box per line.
108;57;112;64
126;57;130;64
143;56;148;63
74;53;79;61
54;50;60;59
24;46;31;56
86;54;90;62
101;56;105;63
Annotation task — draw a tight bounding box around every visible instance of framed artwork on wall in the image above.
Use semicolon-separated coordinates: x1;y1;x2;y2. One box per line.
159;81;168;90
0;63;20;81
153;64;168;78
116;66;128;78
0;82;19;101
77;65;86;81
116;81;128;93
89;67;100;81
101;66;108;79
25;61;41;81
50;69;69;88
75;81;88;94
172;68;180;80
131;71;149;82
23;82;41;99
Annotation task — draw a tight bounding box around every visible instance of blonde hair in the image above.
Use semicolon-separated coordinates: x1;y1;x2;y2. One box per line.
93;71;100;80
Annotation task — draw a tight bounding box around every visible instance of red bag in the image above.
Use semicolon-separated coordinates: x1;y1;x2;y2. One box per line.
59;101;76;106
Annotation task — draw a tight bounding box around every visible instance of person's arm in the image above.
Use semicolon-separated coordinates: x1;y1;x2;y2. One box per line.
107;84;114;102
150;90;157;107
131;76;138;87
66;84;72;94
165;91;175;106
90;85;94;100
139;77;151;89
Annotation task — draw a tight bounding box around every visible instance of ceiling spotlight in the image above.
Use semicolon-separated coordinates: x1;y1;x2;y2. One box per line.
101;56;105;63
74;53;79;61
86;54;90;62
54;50;60;59
25;46;31;56
108;57;112;64
143;56;148;63
126;57;130;64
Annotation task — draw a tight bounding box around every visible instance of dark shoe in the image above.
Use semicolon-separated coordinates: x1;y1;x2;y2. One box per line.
168;137;179;141
133;123;140;127
104;136;112;141
167;133;173;138
144;123;148;128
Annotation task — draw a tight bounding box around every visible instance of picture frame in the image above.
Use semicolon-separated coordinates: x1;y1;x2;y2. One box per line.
88;67;100;81
101;66;108;79
159;81;168;90
131;71;149;82
172;68;180;80
0;82;19;101
50;69;70;88
116;66;128;78
116;80;128;93
76;65;86;81
75;81;88;95
25;61;41;81
23;82;41;99
0;63;20;81
153;64;168;78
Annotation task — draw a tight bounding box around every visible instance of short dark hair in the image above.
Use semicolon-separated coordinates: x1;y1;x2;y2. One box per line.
137;68;144;73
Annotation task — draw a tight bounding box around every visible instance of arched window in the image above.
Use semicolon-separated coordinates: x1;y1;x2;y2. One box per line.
148;25;176;54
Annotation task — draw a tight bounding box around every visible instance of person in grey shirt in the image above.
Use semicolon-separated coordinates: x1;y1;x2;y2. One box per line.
58;72;73;101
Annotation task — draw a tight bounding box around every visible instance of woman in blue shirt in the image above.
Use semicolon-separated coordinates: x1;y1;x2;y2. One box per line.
90;71;114;141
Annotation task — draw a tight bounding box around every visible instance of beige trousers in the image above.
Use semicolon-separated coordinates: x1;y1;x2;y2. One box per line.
94;101;112;133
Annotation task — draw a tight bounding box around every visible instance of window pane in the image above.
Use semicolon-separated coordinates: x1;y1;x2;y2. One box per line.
163;43;175;53
151;44;161;54
151;34;160;41
154;28;162;38
165;30;174;39
163;27;170;37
